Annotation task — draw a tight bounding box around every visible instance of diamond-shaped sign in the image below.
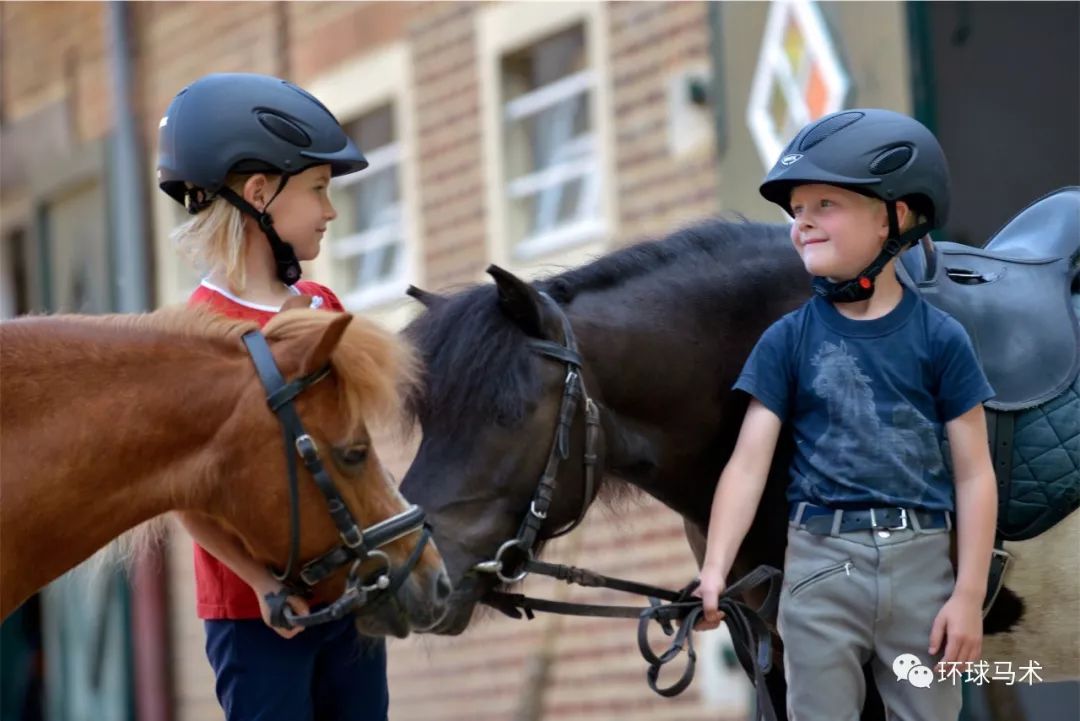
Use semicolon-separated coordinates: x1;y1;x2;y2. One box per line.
747;0;849;170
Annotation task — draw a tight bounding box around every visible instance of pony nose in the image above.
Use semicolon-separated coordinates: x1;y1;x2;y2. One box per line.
433;570;452;608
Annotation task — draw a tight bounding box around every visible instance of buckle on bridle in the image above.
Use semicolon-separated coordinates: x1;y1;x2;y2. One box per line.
340;524;365;550
295;434;318;461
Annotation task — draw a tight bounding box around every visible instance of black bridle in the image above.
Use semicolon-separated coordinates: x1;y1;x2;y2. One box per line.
470;292;602;584
472;294;781;718
242;330;431;630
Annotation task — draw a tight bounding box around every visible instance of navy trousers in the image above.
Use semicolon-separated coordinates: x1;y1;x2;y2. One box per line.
204;616;388;721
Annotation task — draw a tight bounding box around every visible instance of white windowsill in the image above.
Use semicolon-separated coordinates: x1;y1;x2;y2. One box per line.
512;217;607;262
340;277;411;311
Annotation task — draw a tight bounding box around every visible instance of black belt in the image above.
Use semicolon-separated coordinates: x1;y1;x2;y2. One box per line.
790;503;951;535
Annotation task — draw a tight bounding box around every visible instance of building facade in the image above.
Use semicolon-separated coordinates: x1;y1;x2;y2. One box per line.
1;2;1076;720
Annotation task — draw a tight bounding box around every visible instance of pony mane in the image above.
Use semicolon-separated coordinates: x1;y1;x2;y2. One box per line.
263;309;419;440
404;285;541;432
406;218;791;430
539;218;786;302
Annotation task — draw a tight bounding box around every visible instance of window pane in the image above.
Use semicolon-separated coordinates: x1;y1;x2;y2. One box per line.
350;165;400;233
506;93;590;178
377;242;399;278
340;252;367;290
344;104;395;153
513;176;589;237
502;26;586;102
330;102;409;304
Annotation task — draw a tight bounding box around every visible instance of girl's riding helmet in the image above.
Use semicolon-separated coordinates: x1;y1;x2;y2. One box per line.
157;73;368;285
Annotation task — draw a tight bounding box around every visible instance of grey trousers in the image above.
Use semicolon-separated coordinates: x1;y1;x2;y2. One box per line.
777;515;963;721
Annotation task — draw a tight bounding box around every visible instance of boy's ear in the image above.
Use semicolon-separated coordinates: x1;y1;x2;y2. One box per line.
895;199;913;230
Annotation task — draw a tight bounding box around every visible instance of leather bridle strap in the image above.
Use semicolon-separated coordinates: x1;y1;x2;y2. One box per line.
242;330;335;582
243;331;366;570
241;330;429;630
474;293;603;584
485;564;780;715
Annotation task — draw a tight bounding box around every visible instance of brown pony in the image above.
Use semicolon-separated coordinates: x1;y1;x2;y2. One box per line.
0;307;449;637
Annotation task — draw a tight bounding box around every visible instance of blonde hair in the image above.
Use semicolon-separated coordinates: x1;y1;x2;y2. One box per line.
170;173;279;291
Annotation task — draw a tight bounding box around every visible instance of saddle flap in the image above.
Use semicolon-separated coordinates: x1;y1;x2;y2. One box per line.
903;187;1080;411
926;251;1079;410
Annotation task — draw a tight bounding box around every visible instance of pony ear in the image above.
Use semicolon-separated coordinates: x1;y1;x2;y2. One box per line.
406;285;446;309
295;313;353;377
488;264;544;337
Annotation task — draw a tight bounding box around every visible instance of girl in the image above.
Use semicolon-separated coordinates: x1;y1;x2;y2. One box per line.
158;72;390;721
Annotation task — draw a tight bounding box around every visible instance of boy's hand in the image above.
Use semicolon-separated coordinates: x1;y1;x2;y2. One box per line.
693;566;728;630
254;579;311;640
929;589;983;667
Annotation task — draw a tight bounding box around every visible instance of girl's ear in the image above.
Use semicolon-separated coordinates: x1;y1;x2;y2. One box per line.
242;174;270;210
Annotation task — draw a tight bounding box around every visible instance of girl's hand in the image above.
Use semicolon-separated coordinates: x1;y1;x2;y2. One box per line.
254;579;311;640
693;566;728;630
929;589;983;667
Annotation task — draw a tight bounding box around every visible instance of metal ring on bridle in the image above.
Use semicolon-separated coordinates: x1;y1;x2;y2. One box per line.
358;550;393;593
473;539;533;584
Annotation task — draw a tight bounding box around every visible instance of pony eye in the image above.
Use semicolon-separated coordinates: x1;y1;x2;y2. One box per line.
335;445;369;466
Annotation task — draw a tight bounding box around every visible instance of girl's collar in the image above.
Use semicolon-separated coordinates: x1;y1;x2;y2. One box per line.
200;279;301;312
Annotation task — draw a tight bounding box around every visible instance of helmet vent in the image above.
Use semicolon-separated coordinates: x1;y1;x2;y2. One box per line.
870;145;913;175
798;111;864;151
256;111;312;148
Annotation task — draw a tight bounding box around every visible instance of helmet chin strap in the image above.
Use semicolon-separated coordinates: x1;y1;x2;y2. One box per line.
812;201;931;303
217;177;303;286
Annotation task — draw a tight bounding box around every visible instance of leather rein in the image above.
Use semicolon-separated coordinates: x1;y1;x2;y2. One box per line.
242;330;431;629
471;294;781;717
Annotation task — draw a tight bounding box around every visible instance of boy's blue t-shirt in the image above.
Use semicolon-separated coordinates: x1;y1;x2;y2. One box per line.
734;284;994;513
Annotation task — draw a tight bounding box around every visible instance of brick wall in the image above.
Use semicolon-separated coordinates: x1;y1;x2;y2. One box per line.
409;2;489;289
609;1;718;243
383;3;730;719
1;3;737;719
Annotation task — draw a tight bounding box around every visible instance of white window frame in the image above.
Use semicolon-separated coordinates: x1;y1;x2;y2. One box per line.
306;44;422;326
328;139;410;309
478;2;618;280
746;0;850;171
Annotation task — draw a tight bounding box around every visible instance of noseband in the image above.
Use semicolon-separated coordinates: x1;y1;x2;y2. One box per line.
471;292;602;583
242;330;430;629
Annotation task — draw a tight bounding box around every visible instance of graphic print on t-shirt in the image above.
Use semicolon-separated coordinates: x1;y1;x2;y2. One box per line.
807;340;944;503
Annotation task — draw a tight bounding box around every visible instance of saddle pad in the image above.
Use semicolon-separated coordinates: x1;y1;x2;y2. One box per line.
1002;370;1080;540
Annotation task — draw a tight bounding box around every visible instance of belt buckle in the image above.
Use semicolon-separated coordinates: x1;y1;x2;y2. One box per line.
870;508;907;538
892;508;909;531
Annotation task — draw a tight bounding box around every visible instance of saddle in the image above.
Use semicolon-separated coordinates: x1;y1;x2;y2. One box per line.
899;187;1080;613
899;186;1080;412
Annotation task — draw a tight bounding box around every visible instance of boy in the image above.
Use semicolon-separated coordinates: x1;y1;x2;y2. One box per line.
696;108;997;720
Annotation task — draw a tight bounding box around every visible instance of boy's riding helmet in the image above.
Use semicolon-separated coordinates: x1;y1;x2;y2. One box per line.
157;73;368;285
759;108;951;303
